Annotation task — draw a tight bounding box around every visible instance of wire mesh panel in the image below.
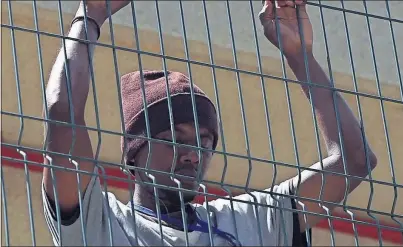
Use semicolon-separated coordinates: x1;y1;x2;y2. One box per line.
1;0;403;246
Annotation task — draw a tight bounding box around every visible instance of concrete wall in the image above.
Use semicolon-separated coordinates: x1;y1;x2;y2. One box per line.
2;1;403;246
16;0;403;85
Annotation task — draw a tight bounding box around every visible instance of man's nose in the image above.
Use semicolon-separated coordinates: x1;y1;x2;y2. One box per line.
179;148;201;166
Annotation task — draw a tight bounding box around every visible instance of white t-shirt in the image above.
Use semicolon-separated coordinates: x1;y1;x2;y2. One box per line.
42;167;305;246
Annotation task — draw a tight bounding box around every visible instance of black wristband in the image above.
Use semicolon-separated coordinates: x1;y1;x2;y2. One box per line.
71;16;101;40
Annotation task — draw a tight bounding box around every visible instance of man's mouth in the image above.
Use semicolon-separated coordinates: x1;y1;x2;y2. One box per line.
175;168;197;178
172;166;200;182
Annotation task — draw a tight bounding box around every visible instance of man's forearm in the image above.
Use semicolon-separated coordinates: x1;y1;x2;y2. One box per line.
287;53;375;165
42;14;102;210
45;19;98;121
286;53;377;232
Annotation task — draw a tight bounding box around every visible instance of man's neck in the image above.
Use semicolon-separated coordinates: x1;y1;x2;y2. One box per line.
132;188;195;221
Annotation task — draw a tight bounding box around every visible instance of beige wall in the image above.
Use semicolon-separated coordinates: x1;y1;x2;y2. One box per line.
2;2;403;246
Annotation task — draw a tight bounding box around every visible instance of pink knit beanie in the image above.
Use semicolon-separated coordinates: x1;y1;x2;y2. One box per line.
120;70;218;164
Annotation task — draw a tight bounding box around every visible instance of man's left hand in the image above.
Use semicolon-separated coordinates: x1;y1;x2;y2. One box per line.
259;0;313;60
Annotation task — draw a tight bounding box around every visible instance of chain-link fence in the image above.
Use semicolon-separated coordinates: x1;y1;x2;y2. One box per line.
1;0;403;246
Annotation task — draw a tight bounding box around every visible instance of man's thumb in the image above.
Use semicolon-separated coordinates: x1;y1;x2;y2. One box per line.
259;0;274;25
262;0;273;8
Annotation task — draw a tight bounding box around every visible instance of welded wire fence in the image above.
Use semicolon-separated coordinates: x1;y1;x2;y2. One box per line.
1;0;403;246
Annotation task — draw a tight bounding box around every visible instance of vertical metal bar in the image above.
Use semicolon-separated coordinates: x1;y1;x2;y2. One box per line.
362;1;392;245
249;1;288;244
153;1;177;244
81;0;102;173
178;0;203;177
55;1;87;244
32;0;50;143
150;175;165;246
126;1;150;245
96;164;114;246
224;1;263;246
200;1;238;243
151;6;182;242
31;2;64;243
84;0;109;241
31;2;61;245
7;1;36;245
104;0;126;172
316;0;339;245
297;1;357;244
127;172;139;246
306;2;373;245
154;0;178;177
271;3;302;245
384;0;403;230
102;0;141;244
75;3;108;242
385;1;403;102
297;202;310;246
295;3;345;244
179;186;190;247
126;0;153;176
249;0;277;201
122;4;156;242
339;1;370;244
72;159;88;245
7;0;24;146
44;155;63;245
201;1;239;241
200;184;215;247
176;2;199;244
19;150;37;246
1;164;10;246
347;210;359;247
80;1;108;242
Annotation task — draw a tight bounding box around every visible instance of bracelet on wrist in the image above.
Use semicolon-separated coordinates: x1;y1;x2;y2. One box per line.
71;16;101;40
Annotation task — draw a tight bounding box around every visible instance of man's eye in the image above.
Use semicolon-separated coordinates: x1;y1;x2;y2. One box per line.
176;139;188;146
161;138;185;145
201;138;212;149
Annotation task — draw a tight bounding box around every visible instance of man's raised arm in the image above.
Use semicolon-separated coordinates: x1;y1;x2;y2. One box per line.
43;1;129;214
287;53;377;232
259;0;377;232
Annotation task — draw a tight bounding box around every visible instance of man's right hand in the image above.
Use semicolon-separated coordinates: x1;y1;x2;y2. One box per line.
75;0;131;28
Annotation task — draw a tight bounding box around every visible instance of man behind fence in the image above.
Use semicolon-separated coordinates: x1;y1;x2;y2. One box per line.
42;0;377;246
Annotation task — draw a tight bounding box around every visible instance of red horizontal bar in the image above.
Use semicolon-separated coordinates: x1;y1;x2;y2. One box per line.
1;145;402;244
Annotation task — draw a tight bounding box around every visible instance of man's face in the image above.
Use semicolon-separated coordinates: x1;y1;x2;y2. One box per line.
133;123;215;203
